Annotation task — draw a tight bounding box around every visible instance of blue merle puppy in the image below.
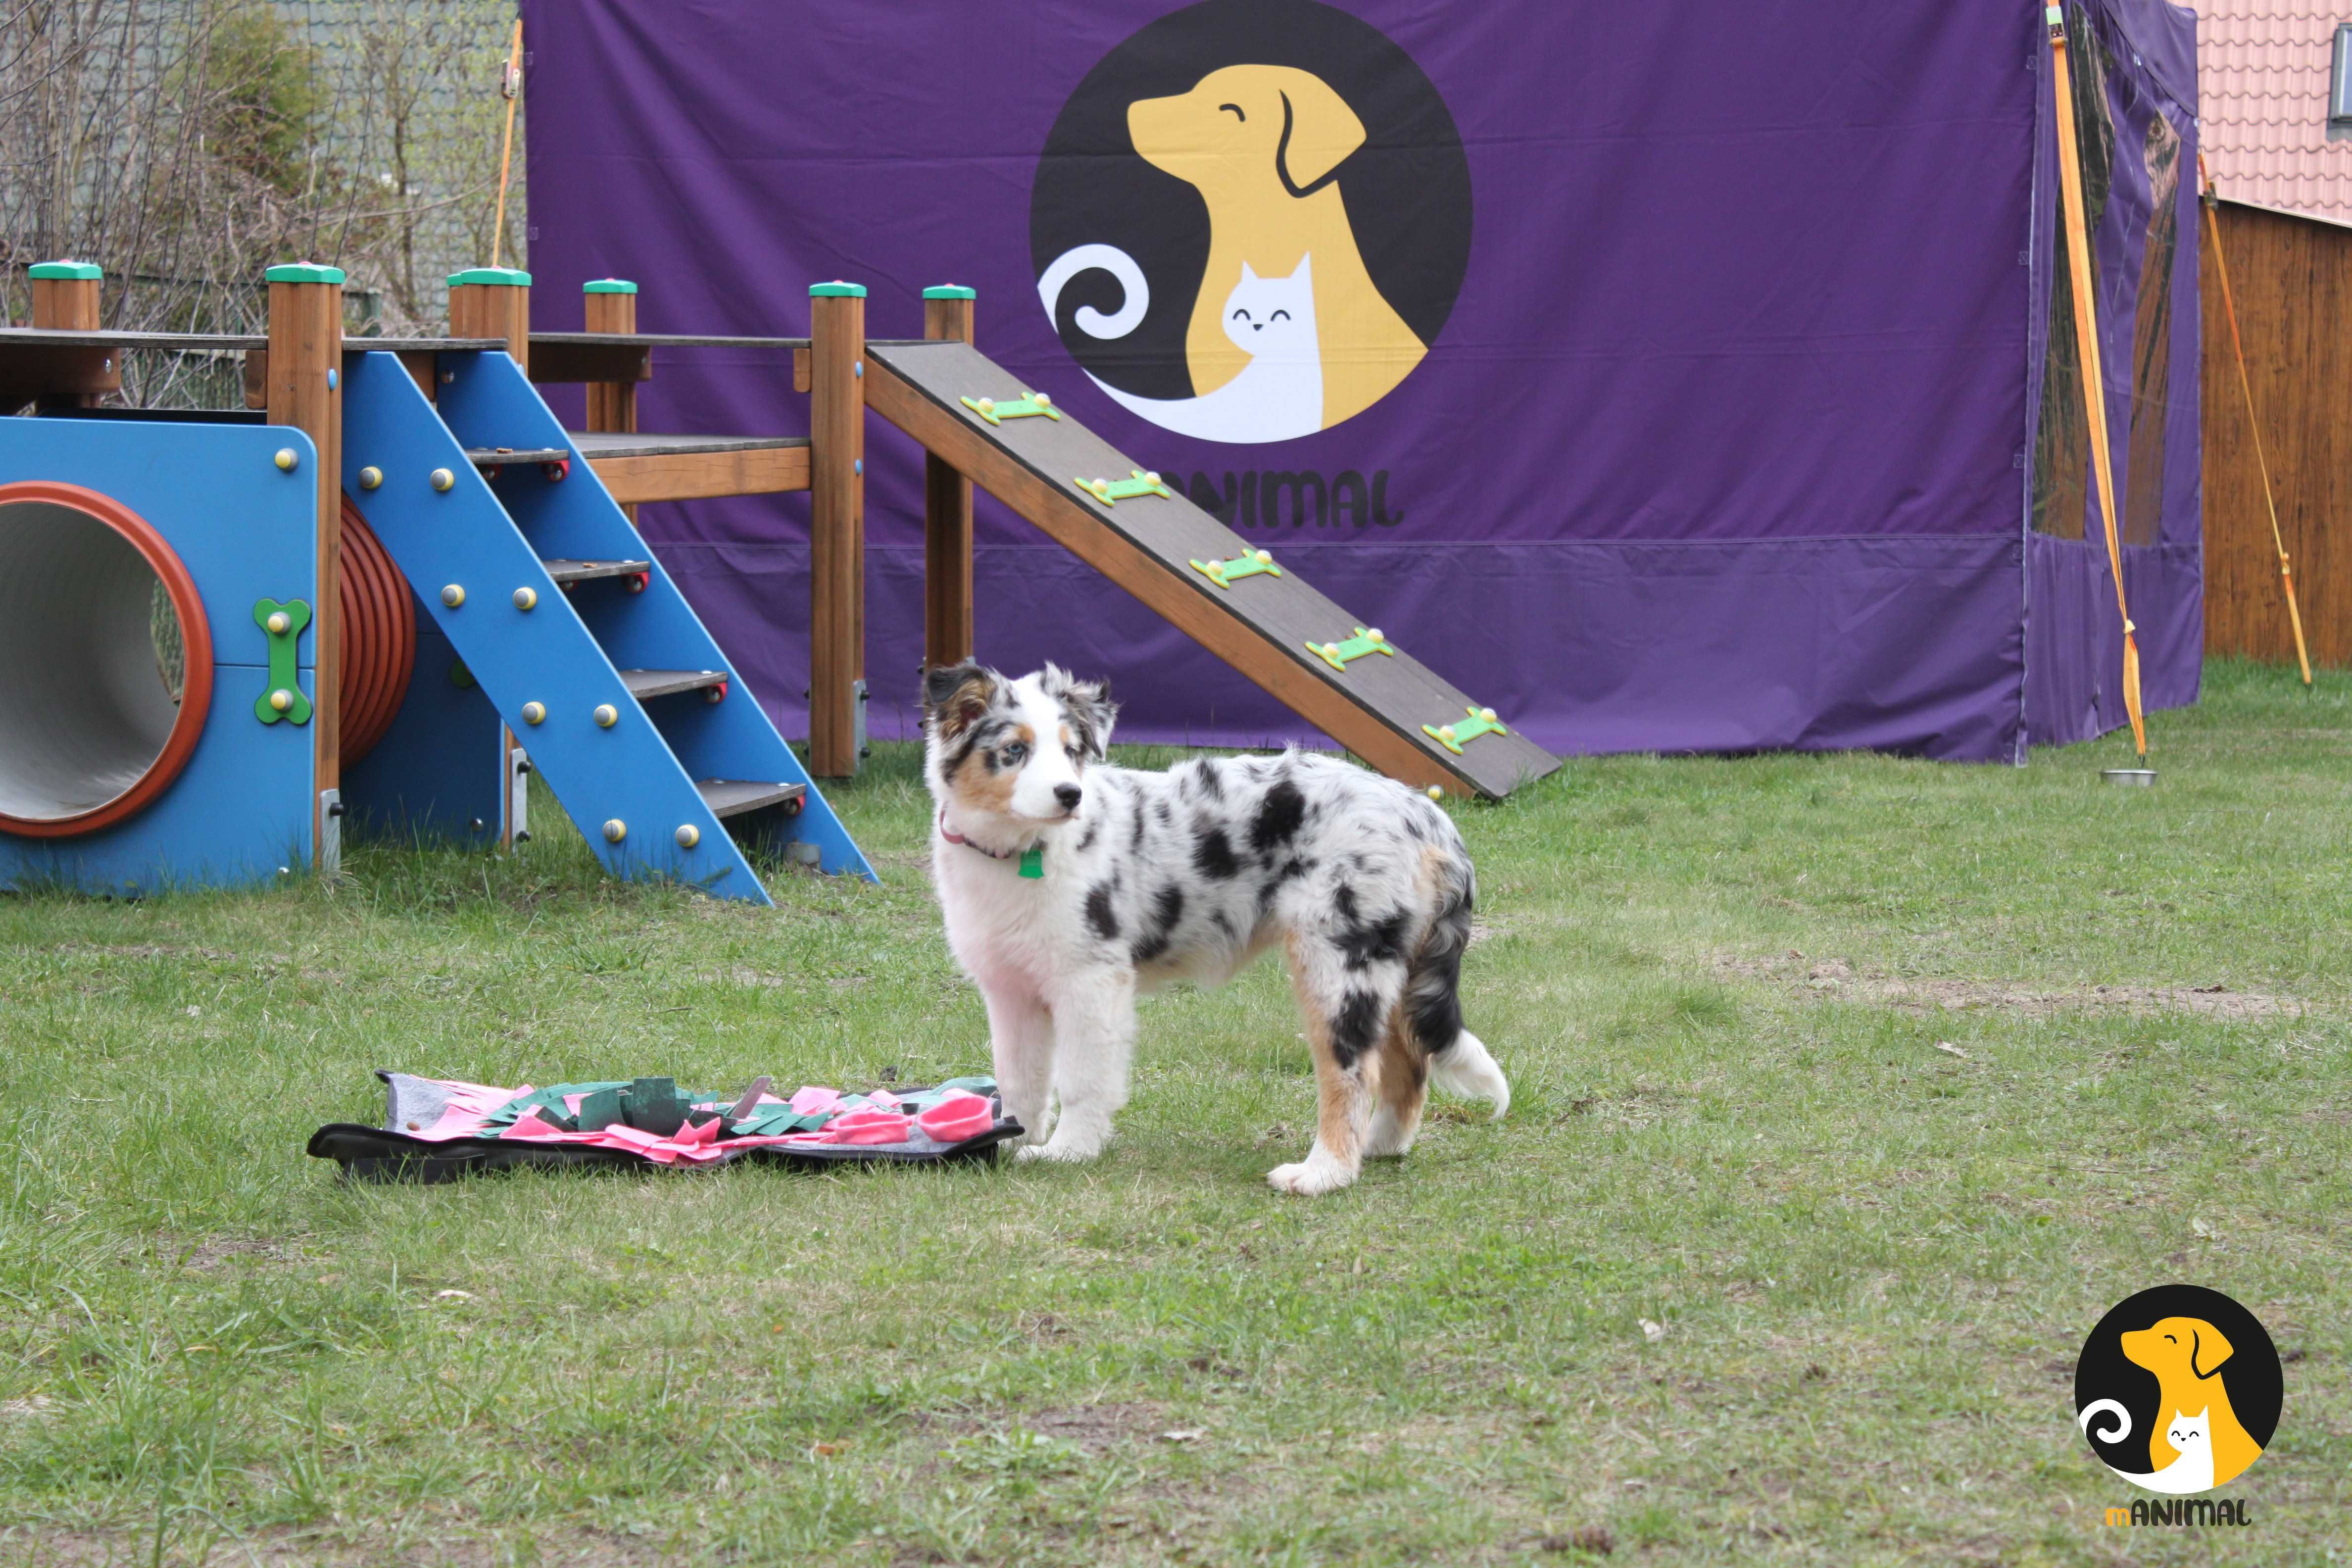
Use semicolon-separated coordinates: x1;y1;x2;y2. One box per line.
922;660;1510;1195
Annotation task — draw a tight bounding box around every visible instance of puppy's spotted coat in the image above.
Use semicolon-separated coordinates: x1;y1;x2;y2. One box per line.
923;661;1509;1194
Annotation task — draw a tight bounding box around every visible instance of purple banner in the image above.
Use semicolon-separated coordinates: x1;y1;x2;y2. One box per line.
520;0;2199;761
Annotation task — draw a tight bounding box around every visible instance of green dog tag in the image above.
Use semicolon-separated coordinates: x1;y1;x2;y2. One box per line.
1019;847;1044;879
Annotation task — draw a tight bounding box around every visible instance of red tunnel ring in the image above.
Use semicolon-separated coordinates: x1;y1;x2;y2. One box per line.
0;481;216;838
337;494;415;767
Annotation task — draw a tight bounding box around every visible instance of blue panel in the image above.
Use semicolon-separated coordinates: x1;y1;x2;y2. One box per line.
0;418;323;672
359;349;873;887
341;608;507;842
0;669;316;894
0;418;320;894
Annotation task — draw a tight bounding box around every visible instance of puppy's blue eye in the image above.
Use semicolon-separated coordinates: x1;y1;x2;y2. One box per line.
1001;743;1028;764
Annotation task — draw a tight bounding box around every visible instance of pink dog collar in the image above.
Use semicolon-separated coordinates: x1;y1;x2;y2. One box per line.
938;811;1044;879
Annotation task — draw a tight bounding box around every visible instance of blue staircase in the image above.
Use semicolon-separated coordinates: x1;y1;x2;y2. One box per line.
340;349;873;901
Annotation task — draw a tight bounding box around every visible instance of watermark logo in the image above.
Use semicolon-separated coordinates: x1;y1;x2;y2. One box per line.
2075;1283;2281;1516
1030;0;1470;442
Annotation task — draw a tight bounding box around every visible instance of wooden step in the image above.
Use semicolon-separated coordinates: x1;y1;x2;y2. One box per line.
619;668;729;700
541;557;651;585
569;430;811;503
466;445;572;467
697;779;807;818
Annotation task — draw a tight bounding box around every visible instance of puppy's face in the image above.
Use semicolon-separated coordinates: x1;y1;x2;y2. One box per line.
924;662;1117;829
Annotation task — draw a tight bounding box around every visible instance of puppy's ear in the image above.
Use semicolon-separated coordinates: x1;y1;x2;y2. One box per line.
1274;71;1365;194
923;661;995;739
1041;665;1118;760
2190;1323;2234;1380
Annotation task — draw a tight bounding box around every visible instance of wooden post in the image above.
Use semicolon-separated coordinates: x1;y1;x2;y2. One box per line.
28;260;115;407
264;262;345;864
808;281;867;778
584;277;640;523
922;285;977;670
447;266;532;848
447;266;531;372
583;278;639;432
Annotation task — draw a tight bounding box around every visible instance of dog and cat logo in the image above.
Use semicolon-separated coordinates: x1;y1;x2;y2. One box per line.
2075;1285;2281;1519
1031;0;1469;443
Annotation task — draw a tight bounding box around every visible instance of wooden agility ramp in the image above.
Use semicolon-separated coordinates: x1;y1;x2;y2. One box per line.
864;340;1560;800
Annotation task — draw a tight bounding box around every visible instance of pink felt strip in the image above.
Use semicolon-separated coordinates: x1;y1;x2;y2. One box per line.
787;1086;842;1116
819;1108;914;1145
501;1109;573;1140
916;1092;995;1144
414;1077;533;1140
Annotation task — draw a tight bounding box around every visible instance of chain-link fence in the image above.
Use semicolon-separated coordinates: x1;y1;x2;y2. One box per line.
1;0;523;407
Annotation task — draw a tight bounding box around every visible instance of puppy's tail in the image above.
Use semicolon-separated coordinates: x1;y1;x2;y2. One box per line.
1037;244;1150;340
1407;860;1510;1120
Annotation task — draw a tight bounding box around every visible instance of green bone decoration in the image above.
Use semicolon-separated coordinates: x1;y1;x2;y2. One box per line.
251;598;313;725
1190;548;1282;588
960;391;1061;426
1073;469;1175;507
1306;626;1396;672
1423;705;1509;755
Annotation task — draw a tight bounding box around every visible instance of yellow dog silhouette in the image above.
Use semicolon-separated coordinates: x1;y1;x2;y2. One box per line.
1127;64;1427;427
2120;1316;2263;1486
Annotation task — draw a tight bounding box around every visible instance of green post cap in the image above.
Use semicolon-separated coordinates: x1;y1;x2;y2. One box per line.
265;262;346;285
29;261;102;281
448;266;531;287
923;285;977;300
809;280;868;298
583;278;638;294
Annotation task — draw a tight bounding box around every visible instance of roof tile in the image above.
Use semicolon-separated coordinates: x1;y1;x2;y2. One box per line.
2198;0;2352;218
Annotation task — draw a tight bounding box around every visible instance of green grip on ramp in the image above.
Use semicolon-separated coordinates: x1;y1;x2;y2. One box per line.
1423;705;1509;755
1305;627;1395;673
1073;470;1174;507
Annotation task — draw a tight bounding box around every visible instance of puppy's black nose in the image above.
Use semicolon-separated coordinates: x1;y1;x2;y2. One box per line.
1054;784;1083;812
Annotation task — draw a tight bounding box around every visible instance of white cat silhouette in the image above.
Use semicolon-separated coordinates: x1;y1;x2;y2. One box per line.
1037;248;1323;443
2079;1401;2217;1494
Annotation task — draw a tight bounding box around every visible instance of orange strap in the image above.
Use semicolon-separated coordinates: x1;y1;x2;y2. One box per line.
491;19;525;270
2048;7;2147;755
2199;154;2314;686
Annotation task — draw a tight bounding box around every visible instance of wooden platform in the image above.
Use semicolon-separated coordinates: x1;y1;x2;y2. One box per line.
863;340;1561;800
568;431;810;504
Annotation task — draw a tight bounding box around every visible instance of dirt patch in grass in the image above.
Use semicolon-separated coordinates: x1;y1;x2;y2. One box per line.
1713;953;2307;1019
157;1235;308;1271
920;1399;1170;1455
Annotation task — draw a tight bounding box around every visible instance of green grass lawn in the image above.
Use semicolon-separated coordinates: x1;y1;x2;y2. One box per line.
1;659;2347;1567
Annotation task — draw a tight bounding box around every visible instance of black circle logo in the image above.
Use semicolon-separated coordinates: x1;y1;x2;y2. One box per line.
1030;0;1470;443
2074;1284;2282;1493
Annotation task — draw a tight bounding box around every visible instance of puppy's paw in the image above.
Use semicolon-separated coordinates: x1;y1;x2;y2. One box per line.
1266;1151;1357;1196
1016;1138;1101;1165
1362;1107;1417;1160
